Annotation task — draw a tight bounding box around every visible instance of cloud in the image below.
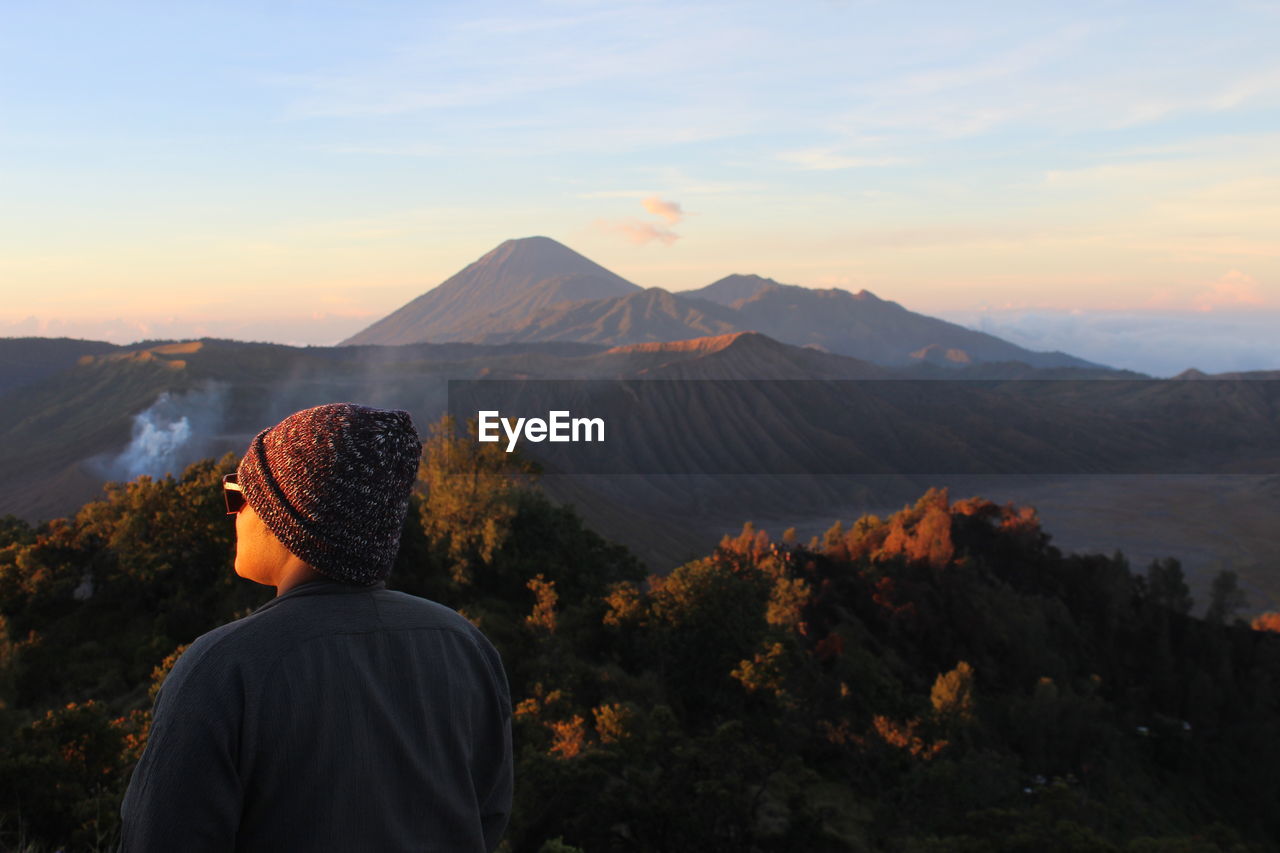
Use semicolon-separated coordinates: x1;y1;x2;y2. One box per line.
594;195;686;245
577;190;655;199
777;148;907;170
316;143;445;157
0;312;376;347
1193;270;1268;312
595;219;680;246
941;307;1280;376
641;196;684;224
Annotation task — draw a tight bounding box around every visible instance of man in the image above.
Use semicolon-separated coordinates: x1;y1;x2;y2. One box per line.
120;403;513;852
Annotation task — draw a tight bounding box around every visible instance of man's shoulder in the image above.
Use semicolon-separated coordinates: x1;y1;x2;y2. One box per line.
368;588;479;633
182;585;485;668
167;604;284;683
162;584;501;704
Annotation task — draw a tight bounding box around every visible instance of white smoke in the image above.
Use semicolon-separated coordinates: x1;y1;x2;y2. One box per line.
106;384;230;480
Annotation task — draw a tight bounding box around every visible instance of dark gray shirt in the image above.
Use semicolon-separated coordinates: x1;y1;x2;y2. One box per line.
119;579;513;852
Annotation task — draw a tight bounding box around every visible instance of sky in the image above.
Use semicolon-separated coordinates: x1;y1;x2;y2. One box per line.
1;0;1277;373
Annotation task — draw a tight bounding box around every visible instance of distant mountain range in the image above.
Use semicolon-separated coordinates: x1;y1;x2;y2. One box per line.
342;236;1099;369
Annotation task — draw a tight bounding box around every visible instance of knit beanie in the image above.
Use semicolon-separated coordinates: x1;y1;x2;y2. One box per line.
237;403;422;585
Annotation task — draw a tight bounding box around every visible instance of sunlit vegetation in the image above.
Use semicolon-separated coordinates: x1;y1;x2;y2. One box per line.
1;421;1278;851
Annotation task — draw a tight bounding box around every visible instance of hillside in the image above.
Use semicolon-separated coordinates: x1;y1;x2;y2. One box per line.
3;444;1279;850
0;336;120;397
475;287;743;347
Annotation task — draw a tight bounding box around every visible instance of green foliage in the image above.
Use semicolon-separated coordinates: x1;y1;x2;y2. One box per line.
0;516;34;549
0;700;146;852
0;454;264;713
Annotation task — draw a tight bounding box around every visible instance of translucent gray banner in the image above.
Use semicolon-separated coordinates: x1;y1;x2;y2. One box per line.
446;379;1280;476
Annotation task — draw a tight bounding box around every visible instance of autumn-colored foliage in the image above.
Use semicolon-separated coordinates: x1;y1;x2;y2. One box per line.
931;660;977;725
1253;611;1280;633
548;715;588;759
417;414;537;585
870;714;949;760
591;702;634;745
876;487;955;568
525;573;558;633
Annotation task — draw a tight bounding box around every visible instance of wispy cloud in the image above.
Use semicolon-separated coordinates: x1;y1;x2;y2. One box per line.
576;190;655;200
777;148;907;171
316;143;445;157
595;219;680;247
579;171;762;200
641;196;684;224
595;194;687;245
882;24;1095;98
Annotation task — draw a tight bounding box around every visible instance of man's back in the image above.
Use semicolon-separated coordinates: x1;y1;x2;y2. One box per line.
120;579;513;852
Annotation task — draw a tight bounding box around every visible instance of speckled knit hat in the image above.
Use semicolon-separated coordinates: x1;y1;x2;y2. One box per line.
237;403;422;585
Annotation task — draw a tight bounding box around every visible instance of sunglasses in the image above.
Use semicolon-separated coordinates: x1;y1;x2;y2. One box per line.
223;473;246;515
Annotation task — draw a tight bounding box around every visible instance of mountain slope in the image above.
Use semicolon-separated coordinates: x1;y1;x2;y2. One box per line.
342;236;641;346
475;287;744;346
0;337;121;397
596;331;890;380
729;285;1098;368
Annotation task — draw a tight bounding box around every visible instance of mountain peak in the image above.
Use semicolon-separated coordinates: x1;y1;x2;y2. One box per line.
684;273;786;306
342;237;641;346
465;236;623;282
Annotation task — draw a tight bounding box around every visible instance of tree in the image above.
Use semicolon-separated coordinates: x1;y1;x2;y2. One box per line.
1205;569;1247;624
417;415;537;585
1146;557;1193;615
931;660;976;725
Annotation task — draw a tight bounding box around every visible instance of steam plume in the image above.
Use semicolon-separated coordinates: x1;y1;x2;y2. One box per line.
106;383;230;480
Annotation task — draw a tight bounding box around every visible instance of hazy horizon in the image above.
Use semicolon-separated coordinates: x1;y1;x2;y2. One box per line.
5;258;1278;376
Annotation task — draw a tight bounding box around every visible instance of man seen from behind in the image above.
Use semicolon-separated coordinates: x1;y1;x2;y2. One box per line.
119;402;513;852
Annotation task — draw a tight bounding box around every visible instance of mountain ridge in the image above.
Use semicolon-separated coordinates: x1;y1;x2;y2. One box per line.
343;237;1103;370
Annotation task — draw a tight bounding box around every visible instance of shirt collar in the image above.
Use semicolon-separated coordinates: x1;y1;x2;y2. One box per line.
252;576;388;615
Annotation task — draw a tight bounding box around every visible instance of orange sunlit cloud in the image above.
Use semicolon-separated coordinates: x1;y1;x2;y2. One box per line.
641;196;684;224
